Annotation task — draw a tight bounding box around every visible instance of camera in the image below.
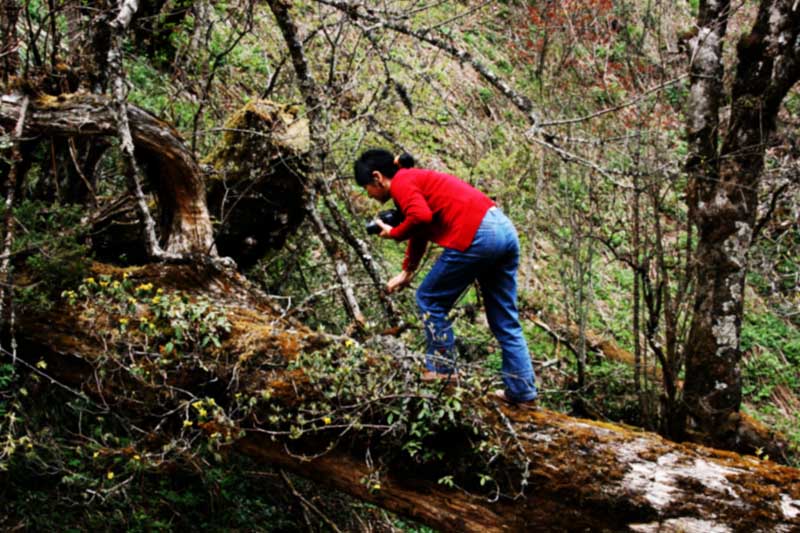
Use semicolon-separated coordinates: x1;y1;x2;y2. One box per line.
366;209;405;235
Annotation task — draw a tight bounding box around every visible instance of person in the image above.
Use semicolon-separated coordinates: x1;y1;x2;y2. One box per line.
354;148;538;405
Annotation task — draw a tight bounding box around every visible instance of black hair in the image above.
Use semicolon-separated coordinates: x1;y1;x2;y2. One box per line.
354;149;415;186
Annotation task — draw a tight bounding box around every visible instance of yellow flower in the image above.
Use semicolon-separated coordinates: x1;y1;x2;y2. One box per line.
112;281;120;289
93;451;100;459
135;283;153;293
345;339;355;348
371;482;381;491
156;288;164;295
132;454;141;461
119;318;129;326
323;417;332;425
198;408;208;418
210;432;221;439
85;277;96;285
123;272;130;280
151;296;161;304
36;360;47;370
99;281;109;287
207;398;216;407
127;297;137;305
192;401;203;410
183;420;193;428
107;471;114;480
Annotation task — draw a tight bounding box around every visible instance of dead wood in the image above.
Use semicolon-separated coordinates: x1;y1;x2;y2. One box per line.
0;92;214;257
204;99;310;269
15;262;800;533
525;308;794;464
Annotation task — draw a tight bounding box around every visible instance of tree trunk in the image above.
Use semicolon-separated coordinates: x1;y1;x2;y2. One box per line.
0;92;215;257
683;0;800;448
0;0;20;85
0;95;26;357
17;261;800;533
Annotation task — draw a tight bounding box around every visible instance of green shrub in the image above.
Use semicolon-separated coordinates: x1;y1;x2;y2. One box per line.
1;200;90;312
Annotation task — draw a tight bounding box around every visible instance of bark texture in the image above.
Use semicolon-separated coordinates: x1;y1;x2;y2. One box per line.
525;307;791;462
684;0;800;447
0;0;20;85
0;92;214;257
108;0;186;261
18;262;800;533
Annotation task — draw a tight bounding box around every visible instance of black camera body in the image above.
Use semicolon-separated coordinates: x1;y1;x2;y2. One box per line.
366;209;405;235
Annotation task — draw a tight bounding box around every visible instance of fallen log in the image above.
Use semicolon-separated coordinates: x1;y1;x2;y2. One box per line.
16;263;800;532
524;307;794;463
0;92;213;257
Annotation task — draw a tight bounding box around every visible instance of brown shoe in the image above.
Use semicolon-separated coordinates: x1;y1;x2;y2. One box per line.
421;370;459;382
493;389;538;409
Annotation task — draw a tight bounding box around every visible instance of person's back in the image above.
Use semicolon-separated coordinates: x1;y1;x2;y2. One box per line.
389;168;494;253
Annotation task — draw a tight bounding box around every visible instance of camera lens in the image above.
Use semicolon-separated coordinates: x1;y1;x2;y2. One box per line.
366;220;380;235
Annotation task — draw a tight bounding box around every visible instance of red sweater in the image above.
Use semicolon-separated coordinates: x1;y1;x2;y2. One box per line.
388;168;495;271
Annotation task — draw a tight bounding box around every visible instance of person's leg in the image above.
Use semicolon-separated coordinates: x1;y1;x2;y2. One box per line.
478;212;537;402
416;248;482;373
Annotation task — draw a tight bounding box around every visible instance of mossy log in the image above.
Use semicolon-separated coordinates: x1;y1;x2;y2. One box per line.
525;307;793;463
0;92;213;257
18;263;800;533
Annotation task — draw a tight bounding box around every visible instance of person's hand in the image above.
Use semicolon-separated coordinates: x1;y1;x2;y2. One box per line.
386;270;413;293
374;218;393;238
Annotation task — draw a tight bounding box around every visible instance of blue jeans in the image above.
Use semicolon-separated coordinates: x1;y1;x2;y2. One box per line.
416;208;538;402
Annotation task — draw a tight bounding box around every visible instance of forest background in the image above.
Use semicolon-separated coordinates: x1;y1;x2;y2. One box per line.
0;0;799;531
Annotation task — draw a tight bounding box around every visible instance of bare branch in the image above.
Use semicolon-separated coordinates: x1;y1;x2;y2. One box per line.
0;94;28;358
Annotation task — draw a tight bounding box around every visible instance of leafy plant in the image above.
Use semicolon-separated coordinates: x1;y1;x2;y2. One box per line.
2;200;90;312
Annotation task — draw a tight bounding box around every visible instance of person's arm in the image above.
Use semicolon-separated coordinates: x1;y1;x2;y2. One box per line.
387;179;432;241
375;230;426;293
402;237;427;273
386;238;424;293
386;270;413;294
379;173;431;293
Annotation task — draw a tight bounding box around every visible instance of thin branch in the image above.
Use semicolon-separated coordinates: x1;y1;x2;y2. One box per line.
753;174;795;241
280;470;344;533
317;0;636;185
107;1;182;262
0;95;28;359
539;75;688;127
317;0;540;126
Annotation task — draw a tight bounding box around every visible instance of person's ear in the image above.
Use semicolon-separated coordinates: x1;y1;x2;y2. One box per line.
372;171;387;187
